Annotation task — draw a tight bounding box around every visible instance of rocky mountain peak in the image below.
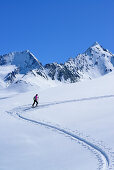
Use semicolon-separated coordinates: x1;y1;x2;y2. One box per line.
0;50;43;74
92;41;100;47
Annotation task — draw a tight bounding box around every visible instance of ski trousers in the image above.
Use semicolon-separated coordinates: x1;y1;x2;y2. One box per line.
32;100;38;106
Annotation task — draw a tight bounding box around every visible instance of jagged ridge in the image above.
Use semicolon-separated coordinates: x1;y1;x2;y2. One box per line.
45;42;114;81
0;42;114;87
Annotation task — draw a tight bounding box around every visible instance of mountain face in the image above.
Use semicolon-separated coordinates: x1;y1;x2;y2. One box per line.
0;50;47;87
76;42;114;78
0;42;114;88
0;50;43;74
45;63;80;83
45;42;114;81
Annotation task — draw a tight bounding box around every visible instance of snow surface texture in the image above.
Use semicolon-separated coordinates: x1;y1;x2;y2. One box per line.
0;71;114;170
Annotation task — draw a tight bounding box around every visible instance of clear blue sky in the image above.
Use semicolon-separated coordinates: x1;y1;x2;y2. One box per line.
0;0;114;65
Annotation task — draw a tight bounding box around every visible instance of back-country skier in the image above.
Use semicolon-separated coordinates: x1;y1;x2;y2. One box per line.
32;94;39;107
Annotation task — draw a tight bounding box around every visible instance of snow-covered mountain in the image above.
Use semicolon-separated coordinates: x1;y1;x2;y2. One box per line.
45;42;114;82
74;42;114;79
0;50;43;74
0;42;114;88
0;50;48;88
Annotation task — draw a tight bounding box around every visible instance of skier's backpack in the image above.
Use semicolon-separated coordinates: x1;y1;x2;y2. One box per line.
33;96;35;100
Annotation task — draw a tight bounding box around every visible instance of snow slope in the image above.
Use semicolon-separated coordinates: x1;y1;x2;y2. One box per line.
0;71;114;170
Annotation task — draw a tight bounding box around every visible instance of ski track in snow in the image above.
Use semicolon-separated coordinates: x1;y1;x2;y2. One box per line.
16;113;109;170
23;94;114;111
8;94;114;170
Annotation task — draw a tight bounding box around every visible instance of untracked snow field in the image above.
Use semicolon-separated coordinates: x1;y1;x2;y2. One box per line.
0;71;114;170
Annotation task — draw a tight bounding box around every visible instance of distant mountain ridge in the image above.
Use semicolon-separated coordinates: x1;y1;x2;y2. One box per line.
45;42;114;82
0;42;114;88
